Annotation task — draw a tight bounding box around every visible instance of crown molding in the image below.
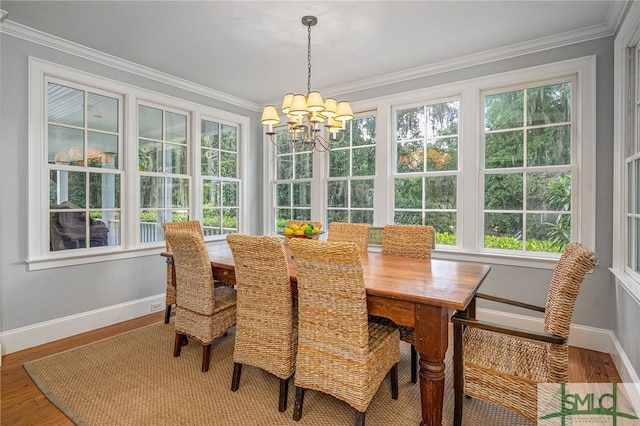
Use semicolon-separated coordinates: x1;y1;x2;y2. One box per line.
0;20;261;112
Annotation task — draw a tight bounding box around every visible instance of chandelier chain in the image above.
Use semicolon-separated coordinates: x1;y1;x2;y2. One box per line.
307;22;312;95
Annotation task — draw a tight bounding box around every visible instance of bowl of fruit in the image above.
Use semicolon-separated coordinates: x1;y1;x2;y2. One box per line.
281;223;322;239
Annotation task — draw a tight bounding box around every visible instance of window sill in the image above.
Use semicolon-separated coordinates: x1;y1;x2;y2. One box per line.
610;268;640;305
26;245;167;271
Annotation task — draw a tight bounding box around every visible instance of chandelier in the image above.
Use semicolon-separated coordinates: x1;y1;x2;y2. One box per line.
260;15;354;152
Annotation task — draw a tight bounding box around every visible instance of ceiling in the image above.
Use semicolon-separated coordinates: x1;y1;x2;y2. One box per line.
0;1;626;108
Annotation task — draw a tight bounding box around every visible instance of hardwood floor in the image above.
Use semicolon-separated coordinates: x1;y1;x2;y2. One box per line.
0;312;623;426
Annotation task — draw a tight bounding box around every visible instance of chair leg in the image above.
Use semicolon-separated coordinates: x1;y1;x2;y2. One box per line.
410;344;418;383
164;305;172;324
201;343;212;373
173;333;184;357
231;363;242;391
278;376;290;412
453;322;464;426
293;386;305;421
390;362;399;399
355;410;365;426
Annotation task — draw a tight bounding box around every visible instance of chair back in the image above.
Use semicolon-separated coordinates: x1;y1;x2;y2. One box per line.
162;220;203;306
543;242;598;338
381;224;435;259
164;228;216;316
226;234;295;377
288;239;370;357
326;222;371;253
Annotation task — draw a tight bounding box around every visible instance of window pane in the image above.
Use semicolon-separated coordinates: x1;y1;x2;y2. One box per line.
89;173;120;208
222;182;238;207
527;83;571;125
50;211;87;251
329;149;349;177
221;124;237;151
396;106;425;140
138;140;163;172
138;105;163;139
351;210;373;224
427;138;457;171
48;83;84;127
397;141;424;173
140;176;164;208
425;176;456;209
88;213;110;248
527;125;571;166
351;180;374;208
484;213;523;249
425;212;457;245
277;155;293;180
394;210;422;225
292;182;311;207
202;149;219;176
203;180;220;207
484;173;523;210
327;209;347;223
50;170;86;208
88;132;118;169
276;183;290;207
394;177;422;209
293;209;311;221
165;111;186;143
222;208;238;232
295;152;312;179
327;180;347;207
201;120;219;149
203;208;221;233
352;115;376;146
169;178;189;208
485;90;524;130
526;213;569;252
88;92;118;132
527;172;571;211
49;125;84;165
485;131;523;169
165;143;187;174
352;146;375;176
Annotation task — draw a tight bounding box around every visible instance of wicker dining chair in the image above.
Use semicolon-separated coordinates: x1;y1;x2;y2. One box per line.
162;220;204;324
451;242;598;424
226;234;297;412
377;224;435;383
288;238;399;426
164;228;237;373
326;222;371;253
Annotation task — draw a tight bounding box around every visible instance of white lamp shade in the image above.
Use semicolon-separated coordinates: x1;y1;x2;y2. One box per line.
335;101;354;122
306;91;325;112
281;93;294;115
288;94;309;116
261;105;281;125
322;98;338;118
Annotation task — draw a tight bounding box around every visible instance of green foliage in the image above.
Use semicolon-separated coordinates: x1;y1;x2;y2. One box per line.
435;232;456;245
484;235;564;253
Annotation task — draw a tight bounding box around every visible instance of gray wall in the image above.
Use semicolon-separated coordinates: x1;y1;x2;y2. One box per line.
0;29;625;365
0;33;263;331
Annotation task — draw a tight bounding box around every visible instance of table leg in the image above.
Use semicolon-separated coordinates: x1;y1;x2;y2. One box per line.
414;304;449;426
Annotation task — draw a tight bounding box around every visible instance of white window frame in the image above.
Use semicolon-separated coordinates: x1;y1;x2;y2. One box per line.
27;57;250;270
262;56;596;269
613;2;640;300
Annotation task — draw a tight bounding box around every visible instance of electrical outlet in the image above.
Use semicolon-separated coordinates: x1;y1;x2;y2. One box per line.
150;302;163;312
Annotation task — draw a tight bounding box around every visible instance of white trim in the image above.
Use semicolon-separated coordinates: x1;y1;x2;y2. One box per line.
0;294;165;355
1;21;259;111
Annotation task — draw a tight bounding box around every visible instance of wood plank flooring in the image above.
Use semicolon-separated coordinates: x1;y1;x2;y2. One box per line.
0;312;623;426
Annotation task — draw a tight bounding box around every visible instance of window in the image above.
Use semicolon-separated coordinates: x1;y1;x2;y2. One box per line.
628;45;640;278
326;113;377;225
481;80;574;254
393;101;459;246
201;118;240;235
263;57;595;266
47;80;123;251
273;128;314;231
28;59;249;269
138;103;190;243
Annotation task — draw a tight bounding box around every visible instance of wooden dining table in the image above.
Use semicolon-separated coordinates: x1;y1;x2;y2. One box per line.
162;242;491;426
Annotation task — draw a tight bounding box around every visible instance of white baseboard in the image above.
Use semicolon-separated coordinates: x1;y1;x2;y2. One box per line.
476;307;638;382
0;294;165;356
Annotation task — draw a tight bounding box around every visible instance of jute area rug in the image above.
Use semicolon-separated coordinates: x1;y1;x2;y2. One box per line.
24;321;533;425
